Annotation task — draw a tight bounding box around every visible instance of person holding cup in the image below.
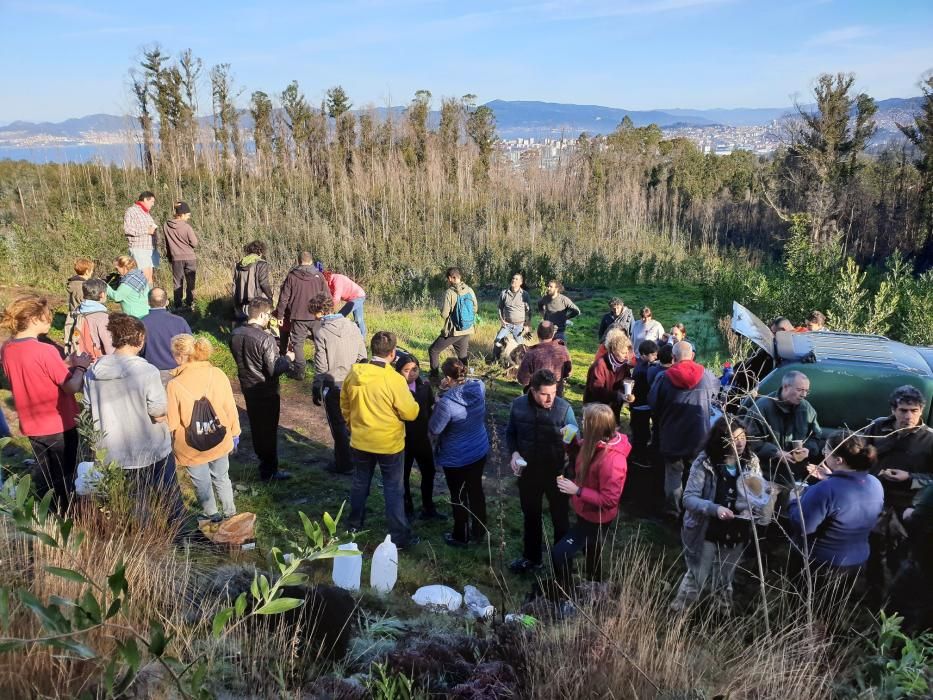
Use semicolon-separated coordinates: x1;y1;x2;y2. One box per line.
506;369;577;574
552;403;631;594
745;370;824;489
583;332;635;422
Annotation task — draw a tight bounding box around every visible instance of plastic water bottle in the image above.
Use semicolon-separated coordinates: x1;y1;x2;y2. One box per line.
332;543;363;591
370;535;398;594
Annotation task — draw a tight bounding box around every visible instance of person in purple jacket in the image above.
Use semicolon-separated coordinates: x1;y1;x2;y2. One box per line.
789;431;884;583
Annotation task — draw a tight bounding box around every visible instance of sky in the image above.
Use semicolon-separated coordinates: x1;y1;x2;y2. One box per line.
1;0;932;123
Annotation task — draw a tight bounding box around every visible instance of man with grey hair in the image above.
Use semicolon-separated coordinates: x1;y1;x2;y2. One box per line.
648;340;719;518
141;287;192;375
746;370;823;486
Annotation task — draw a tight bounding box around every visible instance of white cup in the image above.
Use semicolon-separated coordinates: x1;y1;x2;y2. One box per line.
623;379;634;396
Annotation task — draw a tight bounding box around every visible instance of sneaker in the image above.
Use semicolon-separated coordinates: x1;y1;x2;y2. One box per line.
396;536;421;550
444;532;469;548
509;557;543;574
262;470;293;483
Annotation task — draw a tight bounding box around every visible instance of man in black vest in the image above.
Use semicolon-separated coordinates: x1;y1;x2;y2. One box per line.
506;369;577;573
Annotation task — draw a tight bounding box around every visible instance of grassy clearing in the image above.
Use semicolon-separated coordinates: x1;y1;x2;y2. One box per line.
0;280;725;618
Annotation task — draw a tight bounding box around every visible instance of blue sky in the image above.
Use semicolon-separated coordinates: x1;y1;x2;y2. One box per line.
1;0;932;122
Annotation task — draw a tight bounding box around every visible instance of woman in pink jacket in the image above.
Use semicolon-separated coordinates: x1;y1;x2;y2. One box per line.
324;270;366;340
552;402;631;591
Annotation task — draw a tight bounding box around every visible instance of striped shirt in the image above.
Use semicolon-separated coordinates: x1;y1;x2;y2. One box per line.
124;203;156;249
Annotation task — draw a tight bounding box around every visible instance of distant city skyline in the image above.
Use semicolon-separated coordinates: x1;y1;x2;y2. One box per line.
1;0;932;123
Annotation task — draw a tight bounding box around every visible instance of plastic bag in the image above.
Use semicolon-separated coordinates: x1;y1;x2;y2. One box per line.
75;461;104;496
411;585;462;612
200;512;256;546
463;585;494;619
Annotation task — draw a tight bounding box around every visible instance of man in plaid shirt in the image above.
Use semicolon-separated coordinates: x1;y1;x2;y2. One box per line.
124;191;159;285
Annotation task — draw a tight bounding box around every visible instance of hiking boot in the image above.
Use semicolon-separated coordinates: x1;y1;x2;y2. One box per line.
509;557;543;574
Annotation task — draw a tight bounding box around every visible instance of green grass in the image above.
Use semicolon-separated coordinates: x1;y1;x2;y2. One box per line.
0;280;726;615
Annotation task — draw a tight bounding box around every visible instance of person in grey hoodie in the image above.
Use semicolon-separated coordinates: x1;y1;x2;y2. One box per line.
83;313;180;515
162;201;199;309
310;293;367;474
429;358;490;546
72;278;114;358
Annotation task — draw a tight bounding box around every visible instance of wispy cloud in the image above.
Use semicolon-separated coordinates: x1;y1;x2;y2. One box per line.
533;0;735;21
806;25;875;47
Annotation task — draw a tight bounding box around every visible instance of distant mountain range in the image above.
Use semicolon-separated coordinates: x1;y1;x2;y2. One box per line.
0;97;923;156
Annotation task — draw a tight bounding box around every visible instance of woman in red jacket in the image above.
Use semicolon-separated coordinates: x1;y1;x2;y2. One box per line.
583;332;635;421
552;402;631;591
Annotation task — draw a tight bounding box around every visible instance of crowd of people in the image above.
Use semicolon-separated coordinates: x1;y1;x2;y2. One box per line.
0;192;930;631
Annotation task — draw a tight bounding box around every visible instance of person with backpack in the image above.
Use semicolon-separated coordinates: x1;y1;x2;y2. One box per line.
166;334;240;522
428;267;478;381
64;257;96;354
232;241;273;320
71;278;114;360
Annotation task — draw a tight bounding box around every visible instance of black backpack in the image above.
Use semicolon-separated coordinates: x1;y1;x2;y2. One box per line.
180;377;227;452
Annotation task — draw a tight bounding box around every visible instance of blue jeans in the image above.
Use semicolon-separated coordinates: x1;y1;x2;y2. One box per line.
348;448;413;545
187;455;236;517
350;297;366;341
495;323;525;343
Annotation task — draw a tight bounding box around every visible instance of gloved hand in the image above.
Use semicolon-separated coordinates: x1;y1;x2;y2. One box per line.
233;436;240;451
312;384;323;406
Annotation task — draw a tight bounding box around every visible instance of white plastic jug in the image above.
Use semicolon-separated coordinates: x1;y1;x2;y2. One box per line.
75;461;103;496
370;535;398;594
332;543;363;591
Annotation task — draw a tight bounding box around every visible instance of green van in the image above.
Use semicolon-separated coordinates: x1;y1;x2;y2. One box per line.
731;303;933;430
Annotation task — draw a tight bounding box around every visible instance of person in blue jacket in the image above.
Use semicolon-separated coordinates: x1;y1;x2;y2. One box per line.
789;430;884;580
428;357;490;547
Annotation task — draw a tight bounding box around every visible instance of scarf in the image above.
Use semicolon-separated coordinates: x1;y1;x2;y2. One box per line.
607;352;625;373
135;200;151;213
122;269;148;294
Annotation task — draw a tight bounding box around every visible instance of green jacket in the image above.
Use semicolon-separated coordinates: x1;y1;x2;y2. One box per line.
440;282;477;338
745;389;823;481
107;281;150;319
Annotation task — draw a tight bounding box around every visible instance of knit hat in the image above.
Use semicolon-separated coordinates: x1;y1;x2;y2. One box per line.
393;349;418;373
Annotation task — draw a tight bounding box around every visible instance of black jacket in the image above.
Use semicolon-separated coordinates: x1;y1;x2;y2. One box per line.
404;377;435;443
230;324;292;396
598;307;634;341
232;256;273;312
506;392;574;473
275;265;327;321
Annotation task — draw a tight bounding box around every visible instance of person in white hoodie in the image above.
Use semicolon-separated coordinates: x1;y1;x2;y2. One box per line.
83;313;180;515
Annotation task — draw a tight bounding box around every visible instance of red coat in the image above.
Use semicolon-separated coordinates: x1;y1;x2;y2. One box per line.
583;354;633;411
571;432;631;524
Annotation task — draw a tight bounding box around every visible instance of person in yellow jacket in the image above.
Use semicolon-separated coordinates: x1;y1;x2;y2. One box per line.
166;334;241;522
342;330;421;548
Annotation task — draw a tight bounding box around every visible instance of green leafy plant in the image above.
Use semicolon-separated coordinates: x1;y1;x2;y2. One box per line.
0;471;352;699
846;612;933;699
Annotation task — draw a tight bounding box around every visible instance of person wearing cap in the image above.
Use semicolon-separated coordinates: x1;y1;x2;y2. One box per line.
162;201;199;310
